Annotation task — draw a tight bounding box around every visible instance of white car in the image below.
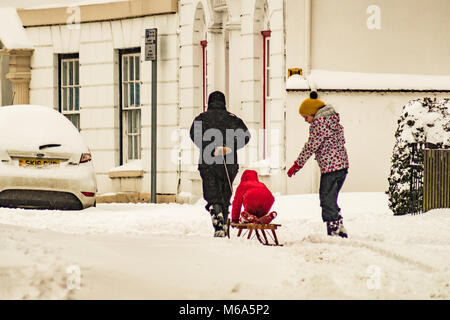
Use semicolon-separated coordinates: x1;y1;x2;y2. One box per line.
0;105;97;210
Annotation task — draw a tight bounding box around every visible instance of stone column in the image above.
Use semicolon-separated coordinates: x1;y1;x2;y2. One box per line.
207;24;225;93
224;20;240;115
4;49;33;105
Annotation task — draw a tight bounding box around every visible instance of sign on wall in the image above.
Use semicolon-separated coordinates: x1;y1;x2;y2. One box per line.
145;28;157;61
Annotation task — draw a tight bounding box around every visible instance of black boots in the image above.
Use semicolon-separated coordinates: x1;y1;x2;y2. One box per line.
209;204;228;237
326;215;348;238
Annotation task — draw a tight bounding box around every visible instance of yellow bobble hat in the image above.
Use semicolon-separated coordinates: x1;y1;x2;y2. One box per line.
299;91;325;116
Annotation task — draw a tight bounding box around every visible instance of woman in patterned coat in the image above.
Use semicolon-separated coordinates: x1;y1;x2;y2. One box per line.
287;91;349;238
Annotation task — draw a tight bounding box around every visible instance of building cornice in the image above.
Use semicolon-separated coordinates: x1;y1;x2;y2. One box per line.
17;0;178;27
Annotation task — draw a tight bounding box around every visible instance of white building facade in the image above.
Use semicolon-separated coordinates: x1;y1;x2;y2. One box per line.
3;0;449;202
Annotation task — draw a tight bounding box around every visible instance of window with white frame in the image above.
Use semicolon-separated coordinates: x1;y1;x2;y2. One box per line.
59;54;80;130
120;49;141;163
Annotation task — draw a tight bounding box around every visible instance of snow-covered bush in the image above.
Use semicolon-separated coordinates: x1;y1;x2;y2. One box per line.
387;98;450;215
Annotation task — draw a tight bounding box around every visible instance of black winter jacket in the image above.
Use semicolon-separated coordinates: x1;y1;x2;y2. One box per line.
189;94;250;169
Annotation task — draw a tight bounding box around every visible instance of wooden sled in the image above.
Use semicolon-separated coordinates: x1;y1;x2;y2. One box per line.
227;219;283;246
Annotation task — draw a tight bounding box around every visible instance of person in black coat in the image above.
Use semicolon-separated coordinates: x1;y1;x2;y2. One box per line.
190;91;251;237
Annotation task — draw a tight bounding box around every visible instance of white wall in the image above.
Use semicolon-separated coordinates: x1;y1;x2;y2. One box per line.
176;0;288;202
25;14;179;195
285;91;450;194
284;0;450;194
311;0;450;75
23;0;448;200
286;0;450;77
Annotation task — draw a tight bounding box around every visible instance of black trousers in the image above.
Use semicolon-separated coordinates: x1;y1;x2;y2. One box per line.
199;164;238;213
319;168;348;222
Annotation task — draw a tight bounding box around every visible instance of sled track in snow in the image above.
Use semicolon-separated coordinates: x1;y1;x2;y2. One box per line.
293;236;436;273
0;224;73;299
347;239;435;272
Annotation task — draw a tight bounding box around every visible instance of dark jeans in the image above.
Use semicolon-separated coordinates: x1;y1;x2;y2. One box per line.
319;168;348;222
199;164;238;213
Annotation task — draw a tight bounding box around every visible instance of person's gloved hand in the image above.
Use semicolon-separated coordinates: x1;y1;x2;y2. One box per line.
214;146;232;156
287;162;301;177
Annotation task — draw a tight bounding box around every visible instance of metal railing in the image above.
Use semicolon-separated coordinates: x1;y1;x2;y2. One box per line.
423;148;450;212
408;143;427;214
408;143;450;214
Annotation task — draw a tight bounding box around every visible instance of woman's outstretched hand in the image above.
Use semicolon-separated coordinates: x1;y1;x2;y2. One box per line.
287;162;301;177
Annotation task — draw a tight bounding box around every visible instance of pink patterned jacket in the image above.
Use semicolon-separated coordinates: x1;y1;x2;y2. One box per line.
294;105;349;174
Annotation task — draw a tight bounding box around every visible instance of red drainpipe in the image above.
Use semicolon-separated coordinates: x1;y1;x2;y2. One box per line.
200;40;208;112
261;30;271;159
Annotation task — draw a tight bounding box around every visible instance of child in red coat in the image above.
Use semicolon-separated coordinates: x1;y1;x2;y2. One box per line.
231;169;277;224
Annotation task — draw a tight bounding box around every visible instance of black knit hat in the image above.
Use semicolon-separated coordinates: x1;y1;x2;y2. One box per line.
208;91;226;106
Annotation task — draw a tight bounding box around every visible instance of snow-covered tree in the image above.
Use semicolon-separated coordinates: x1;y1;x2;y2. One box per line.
387;98;450;215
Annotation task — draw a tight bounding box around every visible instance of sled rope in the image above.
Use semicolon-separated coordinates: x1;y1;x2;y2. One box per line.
222;153;233;193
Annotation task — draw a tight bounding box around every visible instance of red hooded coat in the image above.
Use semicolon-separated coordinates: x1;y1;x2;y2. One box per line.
231;170;275;223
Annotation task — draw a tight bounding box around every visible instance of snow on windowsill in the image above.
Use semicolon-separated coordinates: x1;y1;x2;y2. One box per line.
109;160;144;179
286;69;450;91
176;191;199;204
187;169;201;181
286;74;310;90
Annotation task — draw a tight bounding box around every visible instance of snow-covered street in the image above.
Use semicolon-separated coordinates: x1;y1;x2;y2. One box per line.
0;192;449;300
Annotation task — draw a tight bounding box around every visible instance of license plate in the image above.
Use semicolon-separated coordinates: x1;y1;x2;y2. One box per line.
19;158;60;167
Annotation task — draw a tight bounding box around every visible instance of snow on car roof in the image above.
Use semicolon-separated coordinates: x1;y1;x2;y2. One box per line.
0;104;88;153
